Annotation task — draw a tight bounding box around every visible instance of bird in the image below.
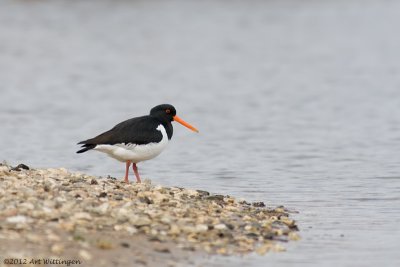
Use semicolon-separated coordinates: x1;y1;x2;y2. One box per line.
76;104;198;183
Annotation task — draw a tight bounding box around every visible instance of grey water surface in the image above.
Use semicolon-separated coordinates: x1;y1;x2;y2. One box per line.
1;0;400;266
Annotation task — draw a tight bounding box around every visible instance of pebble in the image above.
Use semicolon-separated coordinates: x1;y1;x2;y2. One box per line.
91;203;109;215
6;215;29;224
272;244;286;252
256;243;272;255
79;249;92;260
73;212;92;220
0;165;9;171
288;232;301;241
19;203;35;210
96;239;113;249
195;224;209;232
125;226;138;235
154;246;170;253
51;243;64;254
26;233;41;244
214;224;227;230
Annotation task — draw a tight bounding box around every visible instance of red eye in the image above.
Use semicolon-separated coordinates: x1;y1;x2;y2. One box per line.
166;109;171;114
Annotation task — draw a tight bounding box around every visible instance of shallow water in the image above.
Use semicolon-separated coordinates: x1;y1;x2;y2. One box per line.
1;0;400;266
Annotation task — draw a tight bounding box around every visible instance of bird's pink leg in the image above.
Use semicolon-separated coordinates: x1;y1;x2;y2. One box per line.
124;161;131;183
132;163;142;183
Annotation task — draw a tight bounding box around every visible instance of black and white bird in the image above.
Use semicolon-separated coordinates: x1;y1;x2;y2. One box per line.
77;104;198;183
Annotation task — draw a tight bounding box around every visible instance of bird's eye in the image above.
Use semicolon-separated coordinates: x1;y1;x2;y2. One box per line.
166;109;171;114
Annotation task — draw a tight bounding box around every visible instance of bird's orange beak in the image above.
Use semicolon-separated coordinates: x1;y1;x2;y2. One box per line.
173;115;199;133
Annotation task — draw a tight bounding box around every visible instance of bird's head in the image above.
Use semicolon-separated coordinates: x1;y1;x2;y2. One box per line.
150;104;199;133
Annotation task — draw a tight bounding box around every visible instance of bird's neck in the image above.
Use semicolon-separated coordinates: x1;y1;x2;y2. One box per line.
153;116;173;140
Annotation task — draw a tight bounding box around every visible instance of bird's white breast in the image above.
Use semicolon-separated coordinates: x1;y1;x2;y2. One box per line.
94;124;169;163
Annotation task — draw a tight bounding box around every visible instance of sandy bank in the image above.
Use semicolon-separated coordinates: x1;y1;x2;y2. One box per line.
0;163;299;267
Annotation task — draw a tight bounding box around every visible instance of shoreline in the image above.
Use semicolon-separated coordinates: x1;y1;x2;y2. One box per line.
0;163;300;266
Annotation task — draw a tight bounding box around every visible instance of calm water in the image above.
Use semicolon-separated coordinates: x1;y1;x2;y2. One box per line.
1;0;400;266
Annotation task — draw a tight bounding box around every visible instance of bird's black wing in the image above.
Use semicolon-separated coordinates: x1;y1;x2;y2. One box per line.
77;116;163;153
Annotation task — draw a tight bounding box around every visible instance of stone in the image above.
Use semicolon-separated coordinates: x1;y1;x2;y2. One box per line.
195;224;209;232
73;212;92;220
6;215;29;224
79;250;92;260
214;224;227;230
51;243;64;254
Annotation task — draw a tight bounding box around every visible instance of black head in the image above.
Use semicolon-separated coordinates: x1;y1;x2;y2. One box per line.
150;104;176;121
150;104;199;133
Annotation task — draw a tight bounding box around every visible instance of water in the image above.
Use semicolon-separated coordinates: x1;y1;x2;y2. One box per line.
1;0;400;266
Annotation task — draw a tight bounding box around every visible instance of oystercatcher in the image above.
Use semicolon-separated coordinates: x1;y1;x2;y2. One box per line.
77;104;198;183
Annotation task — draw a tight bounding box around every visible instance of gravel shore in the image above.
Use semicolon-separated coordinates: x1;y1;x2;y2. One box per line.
0;163;299;266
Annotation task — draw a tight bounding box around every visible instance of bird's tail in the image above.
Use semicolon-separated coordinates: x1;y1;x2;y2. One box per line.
76;143;96;153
